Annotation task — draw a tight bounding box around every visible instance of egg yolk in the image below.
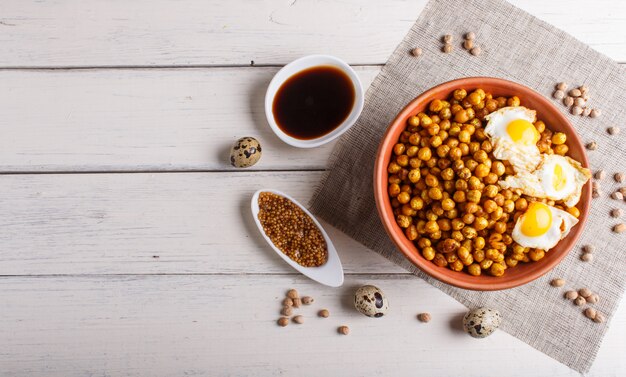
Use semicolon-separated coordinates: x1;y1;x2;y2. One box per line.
506;119;540;146
521;202;553;237
553;163;567;191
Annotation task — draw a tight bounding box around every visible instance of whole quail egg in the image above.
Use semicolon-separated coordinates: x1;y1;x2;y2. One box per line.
462;307;502;338
354;285;389;318
230;137;262;168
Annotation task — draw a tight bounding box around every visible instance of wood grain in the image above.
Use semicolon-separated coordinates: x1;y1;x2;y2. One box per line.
0;67;377;172
0;0;625;67
1;274;623;376
0;171;405;275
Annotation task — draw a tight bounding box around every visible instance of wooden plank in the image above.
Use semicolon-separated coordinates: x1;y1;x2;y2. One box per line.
0;274;623;376
0;67;378;172
1;0;625;67
0;171;406;275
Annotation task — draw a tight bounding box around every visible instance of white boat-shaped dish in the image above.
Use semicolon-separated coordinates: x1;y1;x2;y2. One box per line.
251;189;344;287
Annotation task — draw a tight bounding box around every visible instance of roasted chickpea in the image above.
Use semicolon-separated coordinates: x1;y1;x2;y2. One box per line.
493;221;507;234
449;147;462;161
567;206;580;218
490;262;506;277
515;197;528;211
393;143;406;155
438;218;452;231
462;213;475;225
397;191;411;204
467;176;481;190
408;115;420;127
397;215;412;228
389;183;401;197
468;263;481;276
453;89;467;101
507;96;520;106
467;189;482;203
465;202;479;214
551;132;567;145
425;174;438;187
458;130;471;143
405;225;418;240
473;237;485;250
491;161;505;176
453;190;466;202
417;147;432;161
428;187;443;200
554;144;568;155
401;204;416;217
396;155;409;167
422;247;436;261
441;198;456;211
483;172;498;185
409;157;422;169
455;179;468;191
458;143;469;156
408;169;421;183
462;226;477;239
432;252;447;266
474;217;489;230
454;110;469;123
406;145;419;157
503;200;515;213
528;249;545;261
480;140;493;153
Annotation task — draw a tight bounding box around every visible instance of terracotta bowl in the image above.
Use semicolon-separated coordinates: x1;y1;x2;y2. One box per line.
374;77;591;291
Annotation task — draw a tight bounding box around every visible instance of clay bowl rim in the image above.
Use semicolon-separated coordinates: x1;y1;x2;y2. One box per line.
373;77;591;291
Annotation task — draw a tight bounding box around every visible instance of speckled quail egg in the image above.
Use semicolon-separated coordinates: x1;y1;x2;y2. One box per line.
230;137;262;168
463;307;502;338
354;285;389;318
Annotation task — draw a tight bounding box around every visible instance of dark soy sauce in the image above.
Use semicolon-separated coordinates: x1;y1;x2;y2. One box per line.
272;65;355;140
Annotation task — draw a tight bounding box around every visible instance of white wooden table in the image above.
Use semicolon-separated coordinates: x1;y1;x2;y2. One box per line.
1;1;625;375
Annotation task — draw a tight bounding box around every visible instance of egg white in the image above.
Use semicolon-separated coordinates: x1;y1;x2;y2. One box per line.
484;106;541;172
512;204;578;250
499;154;591;207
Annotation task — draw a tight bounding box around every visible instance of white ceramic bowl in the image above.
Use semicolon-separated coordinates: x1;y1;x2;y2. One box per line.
251;189;344;287
264;55;364;148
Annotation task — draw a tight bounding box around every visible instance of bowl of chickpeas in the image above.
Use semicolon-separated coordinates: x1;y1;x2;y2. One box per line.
374;77;591;290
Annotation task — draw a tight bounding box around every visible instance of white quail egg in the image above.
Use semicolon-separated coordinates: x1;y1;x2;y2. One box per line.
230;137;262;168
354;285;389;318
463;307;501;338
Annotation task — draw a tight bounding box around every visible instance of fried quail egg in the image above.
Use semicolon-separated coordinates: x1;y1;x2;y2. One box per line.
499;154;591;207
484;106;541;172
512;202;578;250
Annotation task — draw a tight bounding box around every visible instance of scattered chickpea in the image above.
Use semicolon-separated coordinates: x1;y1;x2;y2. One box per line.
593;312;606;323
594;170;606;180
443;34;453;43
338;325;350;335
411;47;423;57
292;298;302;308
281;306;293;316
277;317;289;327
581;253;593;262
579;85;588;94
553;90;565;100
614;173;625;183
584;307;597;320
283;298;293;307
574;296;586;306
586;141;597;150
465;32;475;40
569;88;582;97
607;126;620;135
613;223;626;233
582;107;592;117
583;245;595;253
564;290;578;300
620;187;626;196
611;208;623;218
611;191;624;200
287;289;299;299
470;46;482;56
550;278;565;287
463;39;474;50
563;96;574;107
318;309;330;318
592;189;602;199
587;293;600;304
571;106;583;115
556;82;568;91
579;288;592;298
442;44;453;53
292;315;304;324
574;97;585;107
417;313;432;323
301;296;314;305
590;109;601;118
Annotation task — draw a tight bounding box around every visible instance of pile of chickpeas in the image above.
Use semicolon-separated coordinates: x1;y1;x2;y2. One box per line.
387;88;580;277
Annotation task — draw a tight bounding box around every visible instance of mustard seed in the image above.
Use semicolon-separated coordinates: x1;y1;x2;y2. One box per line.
582;107;592;117
301;296;314;305
292;315;304;324
258;191;328;268
318;309;330;318
278;317;289;327
594;170;606;180
574;296;586;306
442;44;453;53
584;307;597;320
463;39;474;50
470;46;482;56
614;173;625;183
569;88;582;97
593;312;606;323
590;109;601;118
443;34;453;43
579;288;592;298
581;253;593;262
550;278;565;287
611;208;623;218
613;223;626;233
287;289;299;299
417;313;432;322
564;290;578;300
338;325;350;335
411;47;423;57
587;293;600;304
586;141;597;150
611;191;624;200
556;82;568;91
553;90;565;100
608;126;620;135
465;32;475;40
563;96;574;107
571;106;583;115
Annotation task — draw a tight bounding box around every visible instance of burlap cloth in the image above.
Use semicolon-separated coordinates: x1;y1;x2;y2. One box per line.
309;0;626;373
